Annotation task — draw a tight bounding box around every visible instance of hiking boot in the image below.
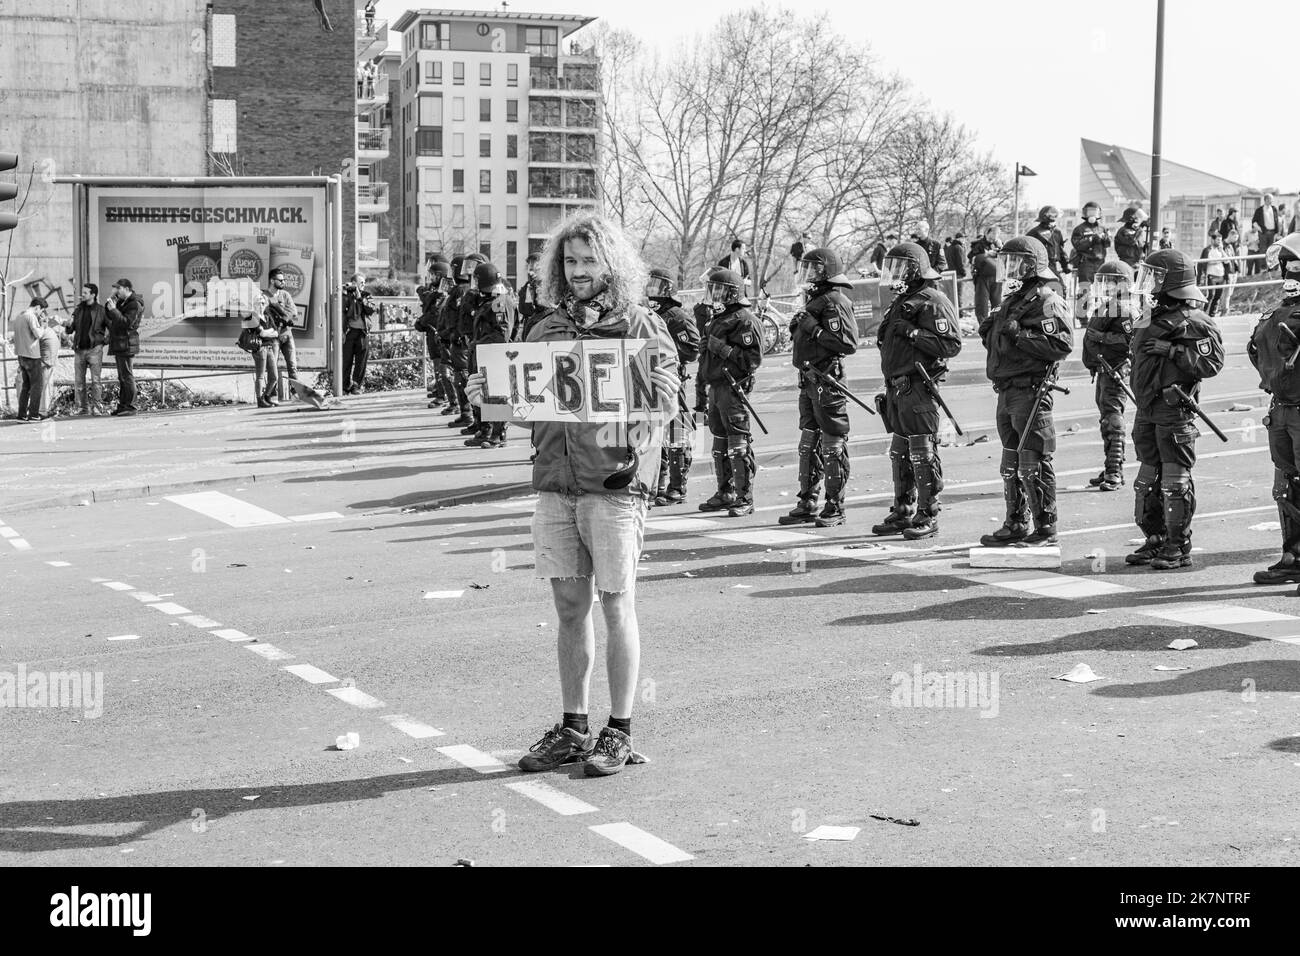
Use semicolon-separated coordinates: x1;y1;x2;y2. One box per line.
518;724;595;773
901;515;939;540
460;424;482;436
728;500;755;518
871;509;914;536
778;499;818;525
446;414;474;428
479;437;506;449
1254;554;1300;585
813;505;845;528
439;404;458;415
979;521;1028;547
583;727;634;777
663;489;685;504
1021;524;1058;546
654;494;673;507
1096;473;1124;492
1087;471;1107;487
699;492;736;512
1149;546;1192;570
1125;536;1163;565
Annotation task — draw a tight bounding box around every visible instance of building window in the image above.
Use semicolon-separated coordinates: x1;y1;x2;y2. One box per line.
529;98;560;126
506;100;518;123
506;170;517;194
452;97;465;121
423;168;443;192
415;128;443;156
506;241;517;279
524;26;558;58
507;206;518;229
565;99;597;129
452;132;464;156
507;63;518;87
211;99;237;152
529;131;561;162
426;204;443;228
425;61;442;84
405;67;412;91
480;170;491;193
480;98;491;122
420;22;450;51
479;204;491;228
480;241;492;261
479;133;491;158
211;14;236;67
418;94;443;126
453;169;464;193
453;61;465;85
529;169;561;199
451;204;465;228
480;62;491;85
506;134;518;158
565;133;595;163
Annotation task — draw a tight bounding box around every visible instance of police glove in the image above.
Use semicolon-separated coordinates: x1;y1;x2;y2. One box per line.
1142;337;1175;357
889;375;912;395
707;335;733;359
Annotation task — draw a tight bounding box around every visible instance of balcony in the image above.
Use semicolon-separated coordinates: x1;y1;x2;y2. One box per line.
357;238;390;272
356;126;391;160
356;16;387;61
355;72;389;112
356;182;390;214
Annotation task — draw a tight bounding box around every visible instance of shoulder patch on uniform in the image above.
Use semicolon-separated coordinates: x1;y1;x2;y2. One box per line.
828;318;840;332
1121;319;1133;334
741;332;754;346
935;318;950;333
1041;318;1056;334
677;331;689;343
1196;338;1212;355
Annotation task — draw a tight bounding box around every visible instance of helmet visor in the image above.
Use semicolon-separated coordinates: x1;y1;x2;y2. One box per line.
1134;262;1167;296
645;275;673;299
997;251;1035;283
706;279;736;307
1094;273;1132;297
880;255;916;288
798;259;825;287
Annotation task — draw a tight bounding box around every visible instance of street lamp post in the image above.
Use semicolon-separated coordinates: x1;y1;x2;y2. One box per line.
1013;163;1037;236
1147;0;1166;255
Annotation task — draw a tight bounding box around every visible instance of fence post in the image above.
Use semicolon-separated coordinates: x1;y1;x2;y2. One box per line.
160;367;166;407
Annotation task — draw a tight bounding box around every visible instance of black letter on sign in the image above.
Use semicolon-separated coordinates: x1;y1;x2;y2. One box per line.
553;352;583;413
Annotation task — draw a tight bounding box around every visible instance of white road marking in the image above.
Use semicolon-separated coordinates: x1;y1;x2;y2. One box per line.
45;560;71;567
128;591;161;602
164;491;290;527
589;822;694;864
489;496;538;509
988;575;1134;599
710;529;820;546
103;581;134;591
380;714;444;738
424;590;465;599
326;686;385;709
437;744;508;773
180;614;222;629
211;628;253;642
244;643;294;661
646;516;723;532
0;527;18;538
504;780;598;816
288;512;344;522
1141;603;1296;627
282;663;339;685
106;635;140;641
9;539;31;550
150;602;191;616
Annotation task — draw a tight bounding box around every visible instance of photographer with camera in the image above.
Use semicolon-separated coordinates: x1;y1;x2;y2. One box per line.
342;273;376;395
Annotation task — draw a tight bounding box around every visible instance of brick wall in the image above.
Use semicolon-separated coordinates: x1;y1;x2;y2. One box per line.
208;0;355;270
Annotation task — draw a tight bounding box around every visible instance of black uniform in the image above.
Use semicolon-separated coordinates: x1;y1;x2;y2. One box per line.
698;303;764;509
979;282;1074;539
1248;292;1300;579
692;302;713;413
1129;303;1225;564
874;283;962;533
1115;224;1145;267
417;286;455;405
789;279;859;518
1027;223;1069;277
1069;221;1112;324
651;297;702;503
439;281;472;419
469;291;518;443
1080;294;1135;486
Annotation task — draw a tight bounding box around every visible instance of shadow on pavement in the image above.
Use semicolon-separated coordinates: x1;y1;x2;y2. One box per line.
1090;659;1300;699
974;624;1261;657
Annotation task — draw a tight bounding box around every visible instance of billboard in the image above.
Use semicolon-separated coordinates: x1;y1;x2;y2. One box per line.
85;184;330;368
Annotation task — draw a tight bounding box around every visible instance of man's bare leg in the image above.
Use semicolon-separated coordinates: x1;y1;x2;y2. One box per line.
552;577;595;714
599;589;640;719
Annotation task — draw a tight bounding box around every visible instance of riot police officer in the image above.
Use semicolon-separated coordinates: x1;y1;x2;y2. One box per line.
778;249;859;527
1115;207;1146;267
1027;206;1070;280
869;242;962;539
1126;249;1224;570
439;254;474;428
1069;202;1111;328
1247;234;1300;584
646;268;701;506
978;236;1074;546
698;268;763;517
692;267;723;416
420;259;457;412
1080;260;1136;491
452;252;488;435
465;261;517;448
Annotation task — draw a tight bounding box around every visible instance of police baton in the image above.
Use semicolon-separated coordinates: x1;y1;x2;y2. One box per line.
1094;355;1137;404
1277;322;1300;370
722;369;768;435
1167;384;1229;443
912;362;963;436
1015;365;1070;455
802;362;876;415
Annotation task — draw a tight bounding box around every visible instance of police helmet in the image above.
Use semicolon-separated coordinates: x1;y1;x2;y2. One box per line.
1136;249;1204;302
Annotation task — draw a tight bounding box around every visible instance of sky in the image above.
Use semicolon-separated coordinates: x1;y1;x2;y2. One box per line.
374;0;1299;210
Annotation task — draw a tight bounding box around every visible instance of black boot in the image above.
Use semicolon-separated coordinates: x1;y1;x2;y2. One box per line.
699;451;735;512
779;499;819;525
782;428;824;524
902;437;941;540
727;445;755;517
980;453;1029;547
813;436;848;527
1126;535;1164;565
872;445;916;535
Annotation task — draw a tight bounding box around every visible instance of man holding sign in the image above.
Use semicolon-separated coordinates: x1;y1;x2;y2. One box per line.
467;214;678;777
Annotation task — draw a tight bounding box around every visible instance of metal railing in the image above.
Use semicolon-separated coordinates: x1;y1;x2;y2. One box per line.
355;183;389;205
356;128;390;152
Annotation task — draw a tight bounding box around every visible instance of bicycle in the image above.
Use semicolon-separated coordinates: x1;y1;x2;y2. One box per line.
754;286;793;355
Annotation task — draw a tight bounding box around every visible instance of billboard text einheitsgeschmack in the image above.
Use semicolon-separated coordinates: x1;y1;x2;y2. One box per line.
86;184;329;369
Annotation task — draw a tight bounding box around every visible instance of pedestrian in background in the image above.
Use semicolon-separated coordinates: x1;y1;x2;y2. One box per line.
266;268;299;386
717;239;751;288
971;229;1002;325
1070;202;1111;329
910;221;943;274
341;273;375;395
11;297;46;422
944;234;968;307
1253;193;1281;262
1246;225;1262;276
242;293;280;408
105;279;142;417
870;233;897;274
790;231;811;275
1027;206;1070;280
1219;208;1239;242
67;283;107;416
466;213;679;778
1197;233;1233;317
1207;208;1224;243
37;310;63;418
1158;228;1174;250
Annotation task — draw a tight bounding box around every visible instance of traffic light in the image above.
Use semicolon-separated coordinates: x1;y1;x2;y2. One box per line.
1;151;17;232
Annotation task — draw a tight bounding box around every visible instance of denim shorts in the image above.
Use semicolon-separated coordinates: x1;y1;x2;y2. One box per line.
532;491;646;593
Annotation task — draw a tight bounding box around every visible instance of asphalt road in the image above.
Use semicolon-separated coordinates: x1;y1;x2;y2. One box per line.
3;312;1299;867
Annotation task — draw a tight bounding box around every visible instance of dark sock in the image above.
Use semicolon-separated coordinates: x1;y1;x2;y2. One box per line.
562;712;588;735
607;716;631;737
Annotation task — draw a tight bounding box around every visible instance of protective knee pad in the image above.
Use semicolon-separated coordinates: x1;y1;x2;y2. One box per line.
712;435;729;457
798;428;819;457
821;435;847;481
999;447;1019;478
1101;411;1125;436
1133;462;1164;535
1161;469;1195;543
1272;468;1298;503
889;434;910;458
906;433;936;462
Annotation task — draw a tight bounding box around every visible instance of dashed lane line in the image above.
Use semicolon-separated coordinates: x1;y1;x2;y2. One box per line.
589;822;695;865
380;714;444;739
504;780;599;816
325;686;385;709
163;491;291;528
283;663;340;685
437;744;508;774
244;643;294;662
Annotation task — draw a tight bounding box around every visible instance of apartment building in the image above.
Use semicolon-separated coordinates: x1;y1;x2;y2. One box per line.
391;8;601;284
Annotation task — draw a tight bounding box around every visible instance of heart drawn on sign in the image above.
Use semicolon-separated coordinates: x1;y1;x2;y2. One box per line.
506;350;519;360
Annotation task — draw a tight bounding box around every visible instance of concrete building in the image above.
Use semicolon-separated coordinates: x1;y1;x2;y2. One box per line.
391;8;601;285
355;19;393;276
